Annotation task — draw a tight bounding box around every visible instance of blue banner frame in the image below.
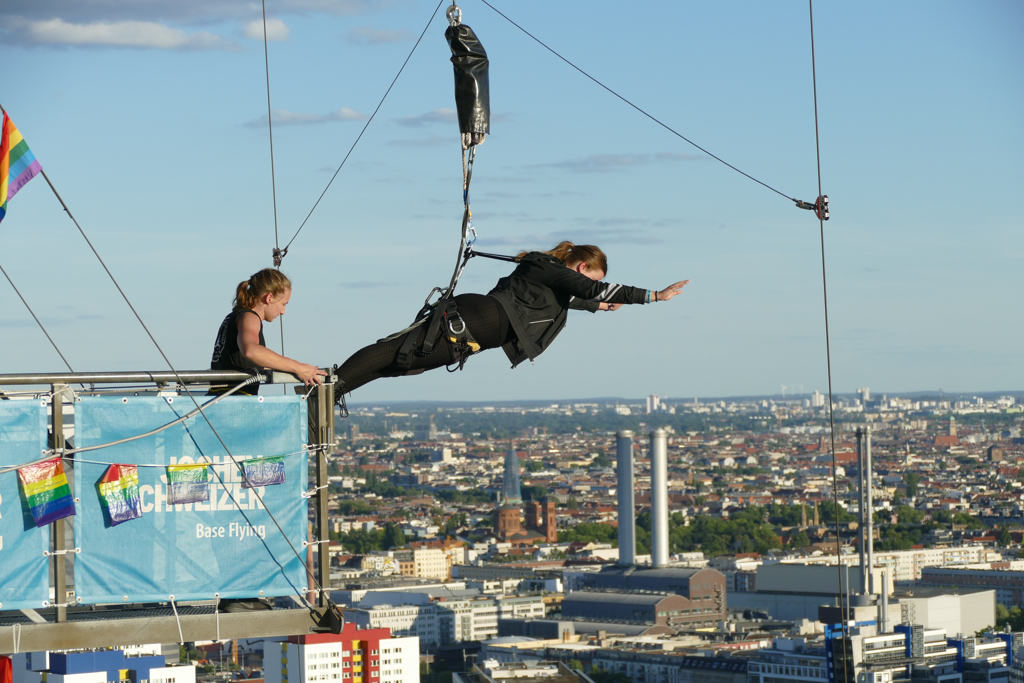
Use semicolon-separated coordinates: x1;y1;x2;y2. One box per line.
0;400;51;610
73;395;309;604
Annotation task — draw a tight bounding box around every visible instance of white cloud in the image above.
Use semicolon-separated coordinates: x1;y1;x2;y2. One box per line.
13;18;237;50
395;108;458;128
531;152;705;173
243;18;290;41
345;26;413;45
245;107;366;127
0;0;379;24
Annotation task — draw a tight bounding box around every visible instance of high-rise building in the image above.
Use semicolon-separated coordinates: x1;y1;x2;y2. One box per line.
646;394;660;414
858;387;871;403
811;391;825;408
263;626;419;683
500;448;522;505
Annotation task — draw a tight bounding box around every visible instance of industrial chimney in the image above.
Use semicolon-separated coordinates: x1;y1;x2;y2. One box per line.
616;430;636;567
650;429;669;568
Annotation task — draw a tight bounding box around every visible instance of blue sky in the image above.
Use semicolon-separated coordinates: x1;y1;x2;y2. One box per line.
1;1;1021;403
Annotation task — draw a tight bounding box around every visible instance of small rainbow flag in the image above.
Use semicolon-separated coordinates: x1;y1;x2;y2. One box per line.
18;458;75;527
99;464;142;526
0;112;43;225
242;455;286;488
167;463;210;505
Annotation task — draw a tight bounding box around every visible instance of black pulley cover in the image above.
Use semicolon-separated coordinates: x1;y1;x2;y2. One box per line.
445;23;490;137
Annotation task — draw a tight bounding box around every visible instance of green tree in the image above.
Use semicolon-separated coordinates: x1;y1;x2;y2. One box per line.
522;484;548;501
904;472;921;497
896;505;926;524
382;522;407;550
789;531;811;548
999;526;1013;547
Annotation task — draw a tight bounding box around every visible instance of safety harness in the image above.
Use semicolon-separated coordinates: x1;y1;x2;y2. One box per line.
393;2;492;374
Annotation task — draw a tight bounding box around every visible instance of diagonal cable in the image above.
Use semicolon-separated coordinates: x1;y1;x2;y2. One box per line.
479;0;800;204
0;261;76;375
0;96;336;609
282;0;445;252
37;164;332;606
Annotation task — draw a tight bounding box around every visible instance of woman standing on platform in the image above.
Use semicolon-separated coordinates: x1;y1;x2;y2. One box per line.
209;268;325;395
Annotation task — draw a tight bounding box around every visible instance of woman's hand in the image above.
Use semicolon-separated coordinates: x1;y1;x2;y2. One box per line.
656;280;690;302
599;303;623;311
294;363;328;386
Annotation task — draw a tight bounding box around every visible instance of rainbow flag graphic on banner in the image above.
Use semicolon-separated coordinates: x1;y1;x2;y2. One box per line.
242;455;286;488
0;112;43;225
18;458;75;527
98;464;142;526
167;464;209;505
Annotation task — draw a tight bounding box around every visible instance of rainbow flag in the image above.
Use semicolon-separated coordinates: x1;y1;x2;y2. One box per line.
99;464;142;526
0;112;43;225
167;463;209;505
18;458;75;527
242;455;286;488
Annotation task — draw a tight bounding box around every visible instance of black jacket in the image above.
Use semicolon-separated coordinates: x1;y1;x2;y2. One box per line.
487;252;649;367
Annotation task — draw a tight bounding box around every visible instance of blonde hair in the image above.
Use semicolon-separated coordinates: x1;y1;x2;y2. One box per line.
233;268;291;311
519;241;608;274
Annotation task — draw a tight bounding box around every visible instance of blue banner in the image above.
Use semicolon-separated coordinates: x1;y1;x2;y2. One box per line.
73;395;309;604
0;400;51;610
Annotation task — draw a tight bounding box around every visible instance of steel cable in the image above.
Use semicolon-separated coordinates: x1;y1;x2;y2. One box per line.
478;0;800;204
282;0;446;252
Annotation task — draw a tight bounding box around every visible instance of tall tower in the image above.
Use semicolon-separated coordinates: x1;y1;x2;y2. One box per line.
501;447;522;505
616;431;636;567
543;500;557;543
646;395;660;414
650;429;669;568
949;416;957;437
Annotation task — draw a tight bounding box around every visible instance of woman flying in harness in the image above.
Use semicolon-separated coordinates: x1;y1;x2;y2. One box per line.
210;268;326;394
333;241;689;395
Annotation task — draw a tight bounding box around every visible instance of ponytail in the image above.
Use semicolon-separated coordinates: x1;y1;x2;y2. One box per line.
518;241;608;275
233;268;292;311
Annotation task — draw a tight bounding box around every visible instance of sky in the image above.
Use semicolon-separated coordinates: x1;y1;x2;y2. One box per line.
1;1;1021;403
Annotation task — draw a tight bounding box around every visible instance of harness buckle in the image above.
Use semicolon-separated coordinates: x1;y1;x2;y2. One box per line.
448;316;467;336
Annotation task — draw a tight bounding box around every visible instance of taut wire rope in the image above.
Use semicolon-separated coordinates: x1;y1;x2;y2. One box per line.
279;0;445;254
260;0;288;395
478;0;801;205
803;2;850;679
0;261;76;376
0;98;339;612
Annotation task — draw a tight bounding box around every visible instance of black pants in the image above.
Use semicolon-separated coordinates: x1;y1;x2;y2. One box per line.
335;294;513;393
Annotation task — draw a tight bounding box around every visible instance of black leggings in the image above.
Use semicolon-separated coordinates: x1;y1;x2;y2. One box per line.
336;294;513;393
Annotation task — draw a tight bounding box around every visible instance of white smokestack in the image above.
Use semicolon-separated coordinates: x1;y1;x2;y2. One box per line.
616;431;636;567
650;429;669;568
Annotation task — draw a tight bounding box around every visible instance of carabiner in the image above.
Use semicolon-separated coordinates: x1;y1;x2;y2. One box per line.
446;4;462;27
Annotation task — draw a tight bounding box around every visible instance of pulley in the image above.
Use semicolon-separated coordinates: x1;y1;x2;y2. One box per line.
795;195;829;221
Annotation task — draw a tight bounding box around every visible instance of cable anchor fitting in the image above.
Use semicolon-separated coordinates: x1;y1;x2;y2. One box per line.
795;195;829;221
272;246;288;268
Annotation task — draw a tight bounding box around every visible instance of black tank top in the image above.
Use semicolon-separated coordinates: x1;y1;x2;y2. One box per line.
210;308;265;395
